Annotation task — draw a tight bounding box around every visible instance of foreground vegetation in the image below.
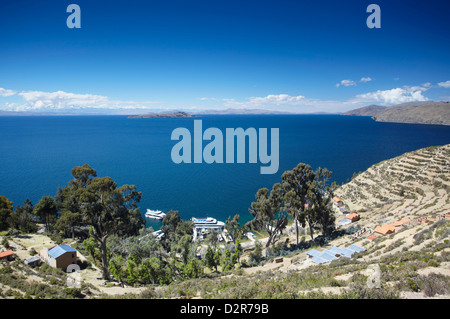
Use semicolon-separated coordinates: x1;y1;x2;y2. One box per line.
1;156;449;299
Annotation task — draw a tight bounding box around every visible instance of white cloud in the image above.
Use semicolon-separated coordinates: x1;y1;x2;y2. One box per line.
221;94;356;113
354;87;429;105
438;80;450;88
0;88;17;97
5;90;160;111
360;77;373;83
248;94;306;105
223;94;305;108
18;90;110;110
336;79;357;88
198;97;217;101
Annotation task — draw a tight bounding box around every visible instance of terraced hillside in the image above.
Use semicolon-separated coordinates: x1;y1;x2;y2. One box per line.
335;144;450;220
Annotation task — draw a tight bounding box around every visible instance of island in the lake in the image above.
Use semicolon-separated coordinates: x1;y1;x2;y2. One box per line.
128;111;194;118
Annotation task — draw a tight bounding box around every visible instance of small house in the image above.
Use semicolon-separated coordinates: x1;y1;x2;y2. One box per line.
40;245;77;271
0;250;14;261
346;213;360;222
24;255;41;267
393;218;410;227
374;224;395;235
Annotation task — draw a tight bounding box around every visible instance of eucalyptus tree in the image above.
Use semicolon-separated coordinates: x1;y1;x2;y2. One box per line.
246;182;287;248
55;164;98;238
281;163;316;245
304;168;335;240
225;214;244;244
79;176;144;280
9;199;37;233
33;196;58;232
0;196;13;231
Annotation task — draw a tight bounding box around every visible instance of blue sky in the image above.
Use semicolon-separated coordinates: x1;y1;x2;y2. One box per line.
0;0;449;113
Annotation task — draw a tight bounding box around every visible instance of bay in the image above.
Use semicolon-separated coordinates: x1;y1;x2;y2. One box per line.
1;114;449;228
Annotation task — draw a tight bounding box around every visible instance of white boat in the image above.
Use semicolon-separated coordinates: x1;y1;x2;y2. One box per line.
191;217;225;230
145;209;166;219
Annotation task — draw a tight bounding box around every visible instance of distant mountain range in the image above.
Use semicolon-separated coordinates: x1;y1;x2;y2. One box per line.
194;108;295;115
128;111;194;118
3;102;449;125
342;101;450;126
0;110;54;116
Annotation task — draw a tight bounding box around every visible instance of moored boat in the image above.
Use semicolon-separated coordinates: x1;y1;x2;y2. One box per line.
145;209;166;219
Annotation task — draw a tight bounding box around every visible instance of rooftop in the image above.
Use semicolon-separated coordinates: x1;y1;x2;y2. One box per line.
48;245;77;259
0;250;14;258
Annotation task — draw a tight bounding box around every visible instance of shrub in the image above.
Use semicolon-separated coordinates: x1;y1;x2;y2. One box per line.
421;273;449;297
1;237;10;249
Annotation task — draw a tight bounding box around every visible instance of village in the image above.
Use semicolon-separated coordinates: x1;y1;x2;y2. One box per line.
1;192;448;295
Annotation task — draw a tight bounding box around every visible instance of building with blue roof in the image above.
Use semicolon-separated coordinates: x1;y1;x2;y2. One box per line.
40;244;78;271
306;249;321;258
348;244;366;253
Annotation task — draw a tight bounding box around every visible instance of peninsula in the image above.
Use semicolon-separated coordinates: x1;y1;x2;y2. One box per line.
343;101;450;126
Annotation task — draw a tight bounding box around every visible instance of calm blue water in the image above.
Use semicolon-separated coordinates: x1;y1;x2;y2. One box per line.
1;115;449;228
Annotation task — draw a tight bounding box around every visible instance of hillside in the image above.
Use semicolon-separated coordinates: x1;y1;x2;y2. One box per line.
343;101;450;125
374;101;450;125
1;145;449;300
342;104;387;117
335;144;450;215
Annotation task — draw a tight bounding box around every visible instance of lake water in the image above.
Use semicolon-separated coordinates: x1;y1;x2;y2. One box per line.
1;114;449;228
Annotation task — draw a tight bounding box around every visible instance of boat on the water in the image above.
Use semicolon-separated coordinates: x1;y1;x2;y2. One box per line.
145;209;166;219
191;217;225;229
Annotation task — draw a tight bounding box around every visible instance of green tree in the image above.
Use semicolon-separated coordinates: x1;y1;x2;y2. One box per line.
182;258;203;279
33;196;57;232
60;164;145;280
231;238;243;264
55;210;81;239
82;234;100;265
79;176;144;280
0;196;14;231
304;168;335;240
139;257;161;284
108;255;127;287
70;163;97;188
246;183;287;248
204;245;216;272
161;210;193;255
213;249;222;272
54;164;99;236
177;234;193;265
8;199;37;233
249;240;263;264
281;163;316;245
127;259;139;286
225;214;243;244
